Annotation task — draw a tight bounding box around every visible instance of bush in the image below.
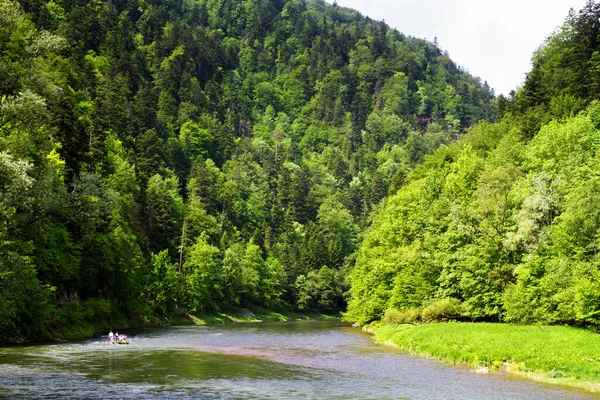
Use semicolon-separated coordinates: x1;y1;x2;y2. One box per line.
421;298;464;321
382;307;421;324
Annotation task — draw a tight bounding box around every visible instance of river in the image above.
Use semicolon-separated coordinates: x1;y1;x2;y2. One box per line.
0;320;596;399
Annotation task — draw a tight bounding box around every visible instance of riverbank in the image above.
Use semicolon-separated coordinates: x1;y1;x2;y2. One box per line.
181;309;341;325
13;308;341;344
369;322;600;393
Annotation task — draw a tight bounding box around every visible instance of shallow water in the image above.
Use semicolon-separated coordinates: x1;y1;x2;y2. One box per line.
0;320;596;399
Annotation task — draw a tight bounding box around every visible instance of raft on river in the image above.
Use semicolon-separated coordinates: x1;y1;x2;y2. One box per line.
110;339;129;345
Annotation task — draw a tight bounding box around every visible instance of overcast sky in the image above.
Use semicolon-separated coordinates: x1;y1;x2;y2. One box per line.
329;0;588;96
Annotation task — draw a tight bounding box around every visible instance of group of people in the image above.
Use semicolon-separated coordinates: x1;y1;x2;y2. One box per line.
108;330;128;343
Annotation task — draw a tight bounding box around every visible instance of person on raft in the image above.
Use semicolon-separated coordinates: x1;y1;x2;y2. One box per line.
107;330;128;343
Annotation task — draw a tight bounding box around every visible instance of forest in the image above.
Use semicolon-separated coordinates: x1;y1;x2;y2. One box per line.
347;1;600;327
6;0;595;342
0;0;495;340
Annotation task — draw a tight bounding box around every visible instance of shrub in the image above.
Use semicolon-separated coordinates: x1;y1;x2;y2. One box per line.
421;298;464;321
382;307;421;324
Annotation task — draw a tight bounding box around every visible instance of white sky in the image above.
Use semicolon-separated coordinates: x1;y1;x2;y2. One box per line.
329;0;588;96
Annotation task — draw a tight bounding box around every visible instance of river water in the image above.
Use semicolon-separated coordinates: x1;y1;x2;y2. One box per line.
0;320;596;399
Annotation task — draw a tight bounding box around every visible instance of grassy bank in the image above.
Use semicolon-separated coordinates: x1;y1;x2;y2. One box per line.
27;308;340;344
184;309;341;325
370;322;600;393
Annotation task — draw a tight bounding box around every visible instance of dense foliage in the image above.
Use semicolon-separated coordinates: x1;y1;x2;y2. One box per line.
0;0;495;340
346;1;600;327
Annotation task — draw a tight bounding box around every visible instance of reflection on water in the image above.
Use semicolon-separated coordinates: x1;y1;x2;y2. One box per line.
0;320;595;399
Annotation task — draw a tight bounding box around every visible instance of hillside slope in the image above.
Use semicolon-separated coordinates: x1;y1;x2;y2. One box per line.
346;1;600;327
0;0;494;340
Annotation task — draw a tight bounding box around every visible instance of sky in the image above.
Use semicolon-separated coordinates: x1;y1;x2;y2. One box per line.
329;0;588;96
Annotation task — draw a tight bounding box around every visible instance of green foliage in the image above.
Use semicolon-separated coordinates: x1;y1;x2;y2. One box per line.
0;248;54;340
145;173;185;254
295;265;343;311
421;298;464;321
184;235;222;313
347;0;600;328
147;250;185;316
381;307;421;324
0;0;498;340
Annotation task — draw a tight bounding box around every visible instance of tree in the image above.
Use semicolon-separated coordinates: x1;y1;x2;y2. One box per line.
145;172;185;255
184;234;222;313
147;250;185;315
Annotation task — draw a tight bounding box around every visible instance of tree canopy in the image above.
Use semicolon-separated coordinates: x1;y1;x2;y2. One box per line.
0;0;497;340
346;1;600;328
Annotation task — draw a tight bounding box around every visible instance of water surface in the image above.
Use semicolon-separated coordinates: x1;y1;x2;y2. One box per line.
0;320;595;399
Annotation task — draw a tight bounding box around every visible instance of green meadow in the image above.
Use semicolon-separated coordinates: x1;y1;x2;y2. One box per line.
371;322;600;392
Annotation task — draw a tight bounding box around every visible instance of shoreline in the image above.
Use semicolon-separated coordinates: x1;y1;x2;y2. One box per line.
2;309;341;345
366;322;600;394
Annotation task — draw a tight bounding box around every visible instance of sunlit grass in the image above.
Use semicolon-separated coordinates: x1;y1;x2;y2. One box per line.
186;309;341;325
371;322;600;392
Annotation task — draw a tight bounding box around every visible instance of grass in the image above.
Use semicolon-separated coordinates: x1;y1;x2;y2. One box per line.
185;308;341;325
370;322;600;393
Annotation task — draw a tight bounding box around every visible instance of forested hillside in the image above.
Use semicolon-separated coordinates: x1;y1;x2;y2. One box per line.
0;0;495;340
346;1;600;327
